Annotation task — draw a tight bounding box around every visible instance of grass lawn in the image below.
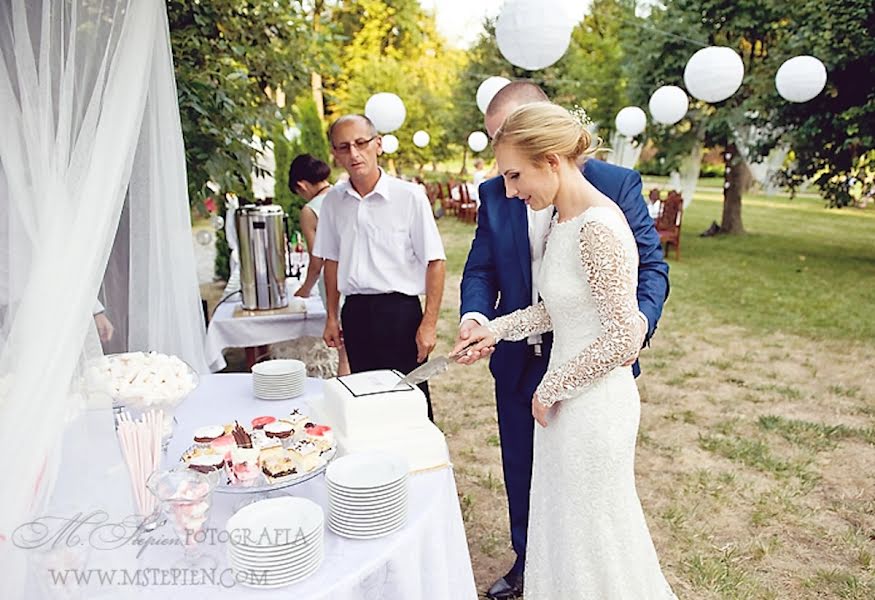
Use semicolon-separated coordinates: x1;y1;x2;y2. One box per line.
662;189;875;343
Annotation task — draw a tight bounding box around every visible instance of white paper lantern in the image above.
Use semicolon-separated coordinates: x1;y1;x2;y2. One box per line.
648;86;689;125
413;130;430;148
683;46;745;103
364;93;406;133
381;134;399;154
468;131;489;153
495;0;574;71
775;55;827;103
476;76;512;114
615;106;647;138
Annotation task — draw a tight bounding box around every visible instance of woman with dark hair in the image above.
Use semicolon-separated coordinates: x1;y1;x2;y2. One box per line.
288;153;349;375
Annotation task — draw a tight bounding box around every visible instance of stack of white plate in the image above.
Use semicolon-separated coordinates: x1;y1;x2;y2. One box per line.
252;359;306;400
226;497;324;589
325;452;409;539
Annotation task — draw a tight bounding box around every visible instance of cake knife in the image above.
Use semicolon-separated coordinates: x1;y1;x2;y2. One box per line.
395;343;478;388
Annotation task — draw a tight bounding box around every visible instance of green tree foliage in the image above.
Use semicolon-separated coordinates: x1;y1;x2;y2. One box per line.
292;98;331;164
167;0;319;203
759;0;875;207
324;0;464;174
448;1;634;169
626;0;875;229
553;0;637;137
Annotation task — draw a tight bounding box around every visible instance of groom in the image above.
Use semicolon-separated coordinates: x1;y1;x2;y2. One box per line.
457;82;670;599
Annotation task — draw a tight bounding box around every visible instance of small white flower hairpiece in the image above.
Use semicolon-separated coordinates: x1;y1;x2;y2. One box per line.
569;105;593;128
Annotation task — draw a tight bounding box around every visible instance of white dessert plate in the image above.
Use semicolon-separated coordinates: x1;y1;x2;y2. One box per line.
234;557;322;589
325;452;408;489
328;519;407;539
230;543;322;570
326;479;407;497
226;497;323;547
252;360;306;376
229;527;322;554
329;505;407;526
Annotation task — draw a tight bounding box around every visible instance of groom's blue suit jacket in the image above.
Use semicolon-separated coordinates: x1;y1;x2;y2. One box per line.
461;159;670;392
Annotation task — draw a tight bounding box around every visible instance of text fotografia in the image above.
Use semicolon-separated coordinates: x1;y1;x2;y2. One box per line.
13;511;312;557
49;567;271;588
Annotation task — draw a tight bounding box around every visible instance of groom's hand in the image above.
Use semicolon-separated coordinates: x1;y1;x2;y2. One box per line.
454;320;494;365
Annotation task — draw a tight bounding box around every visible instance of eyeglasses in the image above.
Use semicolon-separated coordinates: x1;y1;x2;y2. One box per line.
332;136;378;154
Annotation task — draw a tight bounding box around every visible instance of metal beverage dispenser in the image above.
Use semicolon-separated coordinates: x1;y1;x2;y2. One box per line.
235;204;289;310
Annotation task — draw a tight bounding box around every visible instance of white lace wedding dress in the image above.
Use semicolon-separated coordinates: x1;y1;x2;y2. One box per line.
488;206;676;599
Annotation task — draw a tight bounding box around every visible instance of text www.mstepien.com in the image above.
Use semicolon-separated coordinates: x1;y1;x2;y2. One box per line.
48;568;268;588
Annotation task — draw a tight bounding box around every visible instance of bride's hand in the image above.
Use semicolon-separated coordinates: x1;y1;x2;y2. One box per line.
451;325;496;363
532;392;552;427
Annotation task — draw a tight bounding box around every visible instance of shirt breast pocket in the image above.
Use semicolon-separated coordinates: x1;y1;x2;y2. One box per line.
366;225;410;266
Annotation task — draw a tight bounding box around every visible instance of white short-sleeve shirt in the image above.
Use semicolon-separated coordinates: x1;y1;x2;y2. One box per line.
312;170;446;296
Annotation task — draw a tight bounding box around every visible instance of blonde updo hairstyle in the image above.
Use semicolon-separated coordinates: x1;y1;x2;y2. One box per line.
492;102;597;166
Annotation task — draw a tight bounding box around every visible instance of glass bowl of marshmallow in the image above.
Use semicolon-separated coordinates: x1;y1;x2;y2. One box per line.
91;351;199;451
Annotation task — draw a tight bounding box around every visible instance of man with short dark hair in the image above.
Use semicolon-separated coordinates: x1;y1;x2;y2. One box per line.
313;115;446;418
458;82;670;599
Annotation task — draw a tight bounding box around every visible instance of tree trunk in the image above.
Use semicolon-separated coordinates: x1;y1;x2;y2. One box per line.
310;1;325;120
311;71;324;120
720;142;748;234
459;146;468;176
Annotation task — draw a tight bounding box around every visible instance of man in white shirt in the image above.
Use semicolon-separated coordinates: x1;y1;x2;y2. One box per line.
313;115;446;419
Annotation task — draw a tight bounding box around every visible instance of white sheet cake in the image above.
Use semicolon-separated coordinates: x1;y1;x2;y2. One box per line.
315;370;449;472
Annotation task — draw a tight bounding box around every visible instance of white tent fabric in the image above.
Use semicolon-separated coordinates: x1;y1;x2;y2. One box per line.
0;2;206;597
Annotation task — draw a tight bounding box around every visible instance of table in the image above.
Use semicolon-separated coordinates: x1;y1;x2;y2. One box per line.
204;280;327;372
155;374;478;599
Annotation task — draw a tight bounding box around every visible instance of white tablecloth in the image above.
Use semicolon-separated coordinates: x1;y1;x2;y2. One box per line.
204;280;327;372
147;374;477;599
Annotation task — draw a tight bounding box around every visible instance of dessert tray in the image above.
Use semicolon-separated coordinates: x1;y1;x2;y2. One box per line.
178;409;336;495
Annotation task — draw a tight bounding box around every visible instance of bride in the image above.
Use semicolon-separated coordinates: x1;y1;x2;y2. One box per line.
453;102;676;599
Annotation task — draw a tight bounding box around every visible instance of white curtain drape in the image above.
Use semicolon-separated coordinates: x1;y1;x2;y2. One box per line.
0;1;207;597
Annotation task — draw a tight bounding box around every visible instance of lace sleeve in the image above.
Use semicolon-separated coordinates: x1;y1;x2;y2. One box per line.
536;218;641;406
486;301;553;342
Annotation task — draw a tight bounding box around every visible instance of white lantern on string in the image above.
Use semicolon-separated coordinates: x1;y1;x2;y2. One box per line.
683;46;744;103
775;55;827;103
381;134;399;154
468;131;489;153
413;130;430;148
495;0;575;71
476;76;512;114
615;106;647;138
364;93;406;133
648;86;689;125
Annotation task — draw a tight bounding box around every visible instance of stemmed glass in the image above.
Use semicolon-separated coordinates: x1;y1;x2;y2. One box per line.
146;468;217;568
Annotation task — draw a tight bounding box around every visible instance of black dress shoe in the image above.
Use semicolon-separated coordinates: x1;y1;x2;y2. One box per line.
485;572;524;599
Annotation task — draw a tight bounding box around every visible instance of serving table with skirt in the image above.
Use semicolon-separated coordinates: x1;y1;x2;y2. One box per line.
138;373;478;599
